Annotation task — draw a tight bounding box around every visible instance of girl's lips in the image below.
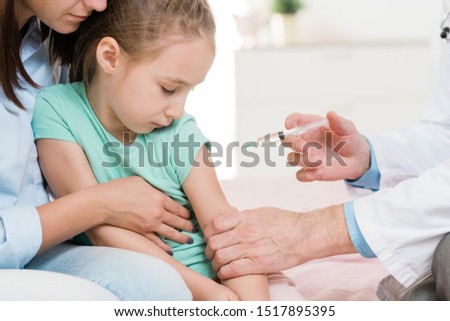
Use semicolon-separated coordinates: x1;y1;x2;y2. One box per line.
152;121;172;128
69;14;89;21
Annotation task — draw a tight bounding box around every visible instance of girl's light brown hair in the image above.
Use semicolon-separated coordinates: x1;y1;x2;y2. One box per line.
70;0;216;84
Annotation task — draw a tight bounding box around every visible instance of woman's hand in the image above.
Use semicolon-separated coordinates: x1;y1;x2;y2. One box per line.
36;139;192;253
99;176;194;246
285;111;371;182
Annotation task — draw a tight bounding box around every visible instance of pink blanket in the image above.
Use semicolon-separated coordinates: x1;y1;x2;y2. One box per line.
284;255;389;300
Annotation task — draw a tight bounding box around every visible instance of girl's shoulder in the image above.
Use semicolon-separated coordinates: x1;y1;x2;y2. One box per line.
38;82;85;101
34;82;90;124
36;82;88;115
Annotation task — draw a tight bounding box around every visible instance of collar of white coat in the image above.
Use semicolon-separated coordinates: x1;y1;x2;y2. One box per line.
445;0;450;14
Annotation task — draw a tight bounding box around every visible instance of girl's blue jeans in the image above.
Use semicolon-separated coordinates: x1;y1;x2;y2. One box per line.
25;242;192;300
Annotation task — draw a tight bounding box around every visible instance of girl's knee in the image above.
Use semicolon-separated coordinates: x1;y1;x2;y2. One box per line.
98;249;192;300
136;257;192;300
32;245;191;300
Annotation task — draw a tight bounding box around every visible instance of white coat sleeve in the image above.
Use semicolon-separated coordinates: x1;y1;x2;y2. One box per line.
365;0;450;188
354;159;450;287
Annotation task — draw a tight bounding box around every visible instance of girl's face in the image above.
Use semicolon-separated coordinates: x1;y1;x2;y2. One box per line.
106;39;215;136
19;0;107;33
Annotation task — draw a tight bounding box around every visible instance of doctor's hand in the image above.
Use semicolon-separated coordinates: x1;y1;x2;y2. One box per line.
285;111;371;182
204;205;355;279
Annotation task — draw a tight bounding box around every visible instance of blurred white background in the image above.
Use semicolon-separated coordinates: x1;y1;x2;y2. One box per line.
185;0;443;180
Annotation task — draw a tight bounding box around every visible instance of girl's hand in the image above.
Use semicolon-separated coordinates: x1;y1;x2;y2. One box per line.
285;111;371;182
100;176;194;246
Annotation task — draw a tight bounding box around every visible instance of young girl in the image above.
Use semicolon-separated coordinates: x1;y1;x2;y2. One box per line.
32;0;270;300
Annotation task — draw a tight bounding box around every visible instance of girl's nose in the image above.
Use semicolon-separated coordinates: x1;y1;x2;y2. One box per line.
166;104;185;120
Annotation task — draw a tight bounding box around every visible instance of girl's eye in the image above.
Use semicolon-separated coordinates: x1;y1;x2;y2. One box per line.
161;87;176;96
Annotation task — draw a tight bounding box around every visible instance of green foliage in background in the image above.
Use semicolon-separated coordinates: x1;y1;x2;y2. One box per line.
271;0;302;14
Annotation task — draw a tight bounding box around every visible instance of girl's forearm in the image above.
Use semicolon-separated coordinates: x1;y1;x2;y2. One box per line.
223;275;270;301
182;146;270;300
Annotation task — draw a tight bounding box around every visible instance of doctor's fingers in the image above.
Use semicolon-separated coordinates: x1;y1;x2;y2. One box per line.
287;150;323;168
326;111;358;136
211;243;254;275
205;225;242;261
296;167;325;182
204;213;241;242
283;138;307;152
217;258;266;280
285;112;324;130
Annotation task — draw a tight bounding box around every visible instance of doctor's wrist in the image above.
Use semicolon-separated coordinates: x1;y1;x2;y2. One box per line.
347;136;372;181
346;136;381;191
298;204;357;262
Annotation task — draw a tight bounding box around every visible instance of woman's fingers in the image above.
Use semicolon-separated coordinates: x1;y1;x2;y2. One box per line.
163;208;194;233
163;197;190;219
145;233;173;253
156;223;192;244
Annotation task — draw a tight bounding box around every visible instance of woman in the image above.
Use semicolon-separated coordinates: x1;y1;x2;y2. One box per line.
0;0;192;300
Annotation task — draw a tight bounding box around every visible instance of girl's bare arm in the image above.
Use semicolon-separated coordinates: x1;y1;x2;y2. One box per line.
183;145;270;301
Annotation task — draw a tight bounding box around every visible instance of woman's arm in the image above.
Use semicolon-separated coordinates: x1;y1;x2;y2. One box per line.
36;173;194;253
182;145;270;301
36;139;194;250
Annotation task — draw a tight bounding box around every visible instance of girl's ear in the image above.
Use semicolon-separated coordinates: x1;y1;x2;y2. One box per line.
96;37;124;74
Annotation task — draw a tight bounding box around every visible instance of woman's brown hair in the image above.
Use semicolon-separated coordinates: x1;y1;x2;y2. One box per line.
0;0;86;109
70;0;216;84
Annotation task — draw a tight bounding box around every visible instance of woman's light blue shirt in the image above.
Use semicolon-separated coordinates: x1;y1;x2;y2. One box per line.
0;19;60;268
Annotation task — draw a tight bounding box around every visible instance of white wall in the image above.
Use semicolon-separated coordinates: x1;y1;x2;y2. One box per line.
185;1;239;180
296;0;441;43
186;0;444;180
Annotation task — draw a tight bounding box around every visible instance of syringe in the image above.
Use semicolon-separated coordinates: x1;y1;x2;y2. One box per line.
256;119;329;144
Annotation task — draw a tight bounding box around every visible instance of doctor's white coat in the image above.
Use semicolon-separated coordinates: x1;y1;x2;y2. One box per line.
354;0;450;287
